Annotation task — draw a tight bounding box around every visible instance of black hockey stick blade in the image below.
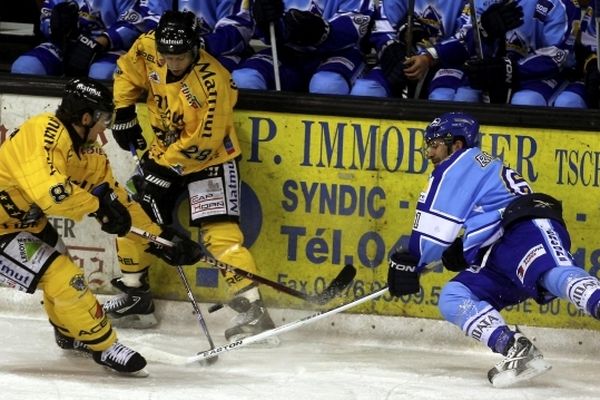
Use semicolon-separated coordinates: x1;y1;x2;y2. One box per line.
208;264;356;312
310;264;356;304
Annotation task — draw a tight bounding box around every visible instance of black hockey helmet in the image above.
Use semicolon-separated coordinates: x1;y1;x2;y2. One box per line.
155;11;200;55
57;77;114;125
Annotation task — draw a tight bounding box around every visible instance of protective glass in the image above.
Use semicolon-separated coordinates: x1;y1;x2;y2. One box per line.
93;110;114;128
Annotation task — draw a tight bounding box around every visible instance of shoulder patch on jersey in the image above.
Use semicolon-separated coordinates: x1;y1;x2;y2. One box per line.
149;71;160;84
474;151;493;167
535;0;554;21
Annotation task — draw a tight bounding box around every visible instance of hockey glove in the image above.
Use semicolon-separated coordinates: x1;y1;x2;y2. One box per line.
253;0;284;28
283;9;330;46
584;57;600;108
479;0;524;41
464;56;516;103
146;227;205;266
90;182;132;236
441;237;469;272
64;34;103;77
397;19;433;53
50;0;80;48
387;250;420;296
112;106;147;151
380;41;409;96
140;156;180;197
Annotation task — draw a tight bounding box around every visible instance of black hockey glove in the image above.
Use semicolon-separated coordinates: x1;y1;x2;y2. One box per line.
90;182;132;236
253;0;284;28
112;106;147;151
64;34;103;77
50;0;80;48
441;237;469;272
464;56;516;103
380;41;408;96
146;227;205;266
479;0;524;41
283;9;330;46
584;57;600;108
387;249;420;296
140;156;179;197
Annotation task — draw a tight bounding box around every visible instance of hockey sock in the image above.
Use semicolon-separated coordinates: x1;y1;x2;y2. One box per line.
120;271;146;288
488;325;515;355
541;266;600;317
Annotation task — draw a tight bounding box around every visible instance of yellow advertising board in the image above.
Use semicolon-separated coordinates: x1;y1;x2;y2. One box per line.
141;106;600;330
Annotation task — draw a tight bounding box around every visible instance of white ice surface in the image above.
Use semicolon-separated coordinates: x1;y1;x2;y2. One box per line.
1;287;599;400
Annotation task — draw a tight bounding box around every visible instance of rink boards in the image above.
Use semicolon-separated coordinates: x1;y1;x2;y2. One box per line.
0;92;599;331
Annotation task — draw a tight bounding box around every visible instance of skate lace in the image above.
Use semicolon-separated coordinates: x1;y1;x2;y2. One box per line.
497;339;531;370
103;293;129;312
102;343;135;365
231;304;263;326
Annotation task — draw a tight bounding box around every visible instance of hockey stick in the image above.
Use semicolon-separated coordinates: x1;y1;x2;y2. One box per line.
128;143;164;225
596;0;600;70
467;0;492;104
270;22;281;91
129;226;357;305
138;286;388;366
127;148;218;364
405;0;425;99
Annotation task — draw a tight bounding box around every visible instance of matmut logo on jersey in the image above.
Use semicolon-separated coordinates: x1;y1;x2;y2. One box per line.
517;244;546;283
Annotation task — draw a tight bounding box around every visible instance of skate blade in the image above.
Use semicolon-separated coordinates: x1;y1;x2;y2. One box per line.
108;313;158;329
491;358;552;388
103;366;150;378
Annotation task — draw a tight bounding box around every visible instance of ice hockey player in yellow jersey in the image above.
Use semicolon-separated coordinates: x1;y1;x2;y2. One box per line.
108;10;277;343
0;77;203;376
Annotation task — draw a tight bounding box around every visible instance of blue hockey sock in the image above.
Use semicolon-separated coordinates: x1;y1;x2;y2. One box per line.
489;326;515;355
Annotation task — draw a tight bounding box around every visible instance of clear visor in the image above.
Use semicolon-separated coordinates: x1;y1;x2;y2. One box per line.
423;137;448;152
93;110;114;128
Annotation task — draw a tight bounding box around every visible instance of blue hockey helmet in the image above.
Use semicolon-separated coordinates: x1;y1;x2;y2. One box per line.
424;112;481;149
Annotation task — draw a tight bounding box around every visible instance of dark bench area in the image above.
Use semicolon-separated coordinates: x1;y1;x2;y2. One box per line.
0;1;42;72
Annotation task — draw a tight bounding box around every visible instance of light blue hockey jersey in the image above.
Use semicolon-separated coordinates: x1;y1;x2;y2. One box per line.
408;147;532;272
258;0;372;53
436;0;574;81
40;0;164;51
178;0;254;56
368;0;468;54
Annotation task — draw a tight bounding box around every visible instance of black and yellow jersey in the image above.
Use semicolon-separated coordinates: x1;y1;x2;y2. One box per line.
114;30;241;175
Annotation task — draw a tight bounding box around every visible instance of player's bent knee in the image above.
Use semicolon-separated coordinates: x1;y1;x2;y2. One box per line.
11;55;47;75
429;87;456;101
350;78;388;97
89;62;116;81
511;90;546;106
438;281;475;323
232;68;267;90
310;71;349;95
553;92;587;109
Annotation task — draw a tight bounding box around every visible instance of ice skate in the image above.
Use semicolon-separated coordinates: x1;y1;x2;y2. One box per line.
53;327;90;355
103;277;157;329
92;341;148;377
488;333;552;387
225;288;279;346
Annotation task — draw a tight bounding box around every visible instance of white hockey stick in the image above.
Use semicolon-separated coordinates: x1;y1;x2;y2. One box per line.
138;287;388;366
270;22;281;91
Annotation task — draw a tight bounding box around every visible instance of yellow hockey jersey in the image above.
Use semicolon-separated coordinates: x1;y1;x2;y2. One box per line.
113;31;241;175
0;113;157;238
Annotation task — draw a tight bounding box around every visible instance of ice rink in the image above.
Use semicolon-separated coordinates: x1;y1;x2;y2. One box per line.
1;287;599;400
